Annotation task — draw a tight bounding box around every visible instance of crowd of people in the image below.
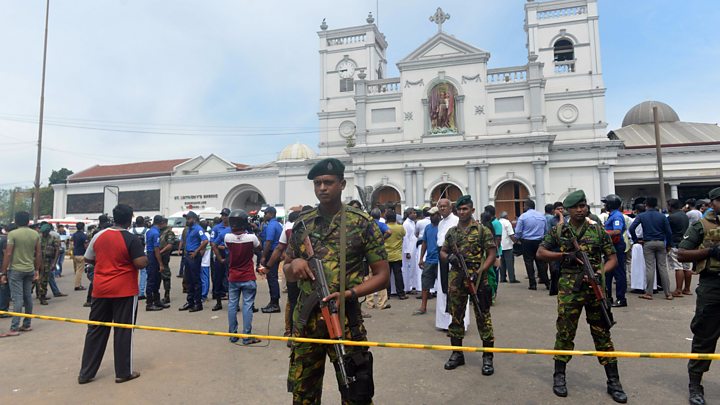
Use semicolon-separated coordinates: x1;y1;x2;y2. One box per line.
1;172;720;404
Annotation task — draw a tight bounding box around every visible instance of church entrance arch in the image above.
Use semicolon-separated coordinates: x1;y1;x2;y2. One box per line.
494;181;530;221
224;184;266;213
430;183;463;206
371;186;401;213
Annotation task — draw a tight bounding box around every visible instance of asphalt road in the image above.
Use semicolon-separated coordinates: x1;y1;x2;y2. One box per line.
0;257;716;404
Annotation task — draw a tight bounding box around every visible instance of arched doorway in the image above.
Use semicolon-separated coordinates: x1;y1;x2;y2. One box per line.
371;186;401;213
430;183;463;206
225;185;266;212
494;181;530;222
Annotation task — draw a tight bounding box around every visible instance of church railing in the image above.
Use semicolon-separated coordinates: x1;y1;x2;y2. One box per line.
554;60;576;74
487;67;527;84
366;78;401;94
327;34;366;46
536;6;587;20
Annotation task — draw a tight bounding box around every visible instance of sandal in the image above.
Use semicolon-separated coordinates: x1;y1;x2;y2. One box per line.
672;291;683;298
19;326;32;332
639;294;653;300
683;290;693;296
243;338;261;345
412;309;427;315
665;295;674;300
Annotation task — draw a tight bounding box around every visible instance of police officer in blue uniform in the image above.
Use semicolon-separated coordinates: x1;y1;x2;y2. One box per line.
210;208;232;311
178;211;209;312
144;215;168;311
602;194;628;308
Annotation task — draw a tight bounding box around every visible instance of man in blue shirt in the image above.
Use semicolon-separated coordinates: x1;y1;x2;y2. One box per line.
602;195;628;307
178;211;209;312
259;206;284;313
629;197;673;300
144;215;168;311
415;207;441;315
210;208;232;311
515;199;549;290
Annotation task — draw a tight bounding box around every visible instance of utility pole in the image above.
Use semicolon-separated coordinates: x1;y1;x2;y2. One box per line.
653;105;666;210
33;0;50;221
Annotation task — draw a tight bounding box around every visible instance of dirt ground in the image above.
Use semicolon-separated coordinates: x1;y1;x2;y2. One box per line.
0;256;717;404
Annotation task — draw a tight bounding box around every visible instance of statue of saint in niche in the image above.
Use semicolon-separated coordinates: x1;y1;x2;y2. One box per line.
429;82;457;133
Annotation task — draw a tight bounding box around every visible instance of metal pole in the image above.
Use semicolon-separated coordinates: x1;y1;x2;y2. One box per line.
33;0;50;221
653;105;666;210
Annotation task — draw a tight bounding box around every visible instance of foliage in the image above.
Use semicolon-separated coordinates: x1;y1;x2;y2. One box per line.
49;168;74;185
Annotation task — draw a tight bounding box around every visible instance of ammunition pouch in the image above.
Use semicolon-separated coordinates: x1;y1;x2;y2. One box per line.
338;350;374;402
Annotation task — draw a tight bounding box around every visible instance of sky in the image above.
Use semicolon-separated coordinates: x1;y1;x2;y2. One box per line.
1;0;718;188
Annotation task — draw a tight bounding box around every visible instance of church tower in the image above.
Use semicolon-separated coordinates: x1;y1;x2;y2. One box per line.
317;14;388;156
524;0;606;140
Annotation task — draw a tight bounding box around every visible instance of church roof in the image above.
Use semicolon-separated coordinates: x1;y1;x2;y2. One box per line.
396;31;490;71
278;142;316;161
68;158;190;183
609;121;720;148
622;100;680;127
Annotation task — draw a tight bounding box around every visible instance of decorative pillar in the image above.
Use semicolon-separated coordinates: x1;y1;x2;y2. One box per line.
478;163;489;208
598;164;610;199
455;95;465;134
355;73;368;144
466;164;477;206
532;161;546;209
415;167;425;207
527;53;545;133
422;98;430;136
404;168;414;208
670;183;679;199
278;179;286;205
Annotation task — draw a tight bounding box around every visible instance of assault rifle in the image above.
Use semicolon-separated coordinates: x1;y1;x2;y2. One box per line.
301;230;354;390
571;238;616;330
449;240;486;325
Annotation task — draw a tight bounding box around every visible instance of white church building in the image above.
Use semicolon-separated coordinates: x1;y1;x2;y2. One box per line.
52;0;720;220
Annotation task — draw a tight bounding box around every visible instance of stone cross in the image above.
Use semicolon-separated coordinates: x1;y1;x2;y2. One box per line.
429;7;450;32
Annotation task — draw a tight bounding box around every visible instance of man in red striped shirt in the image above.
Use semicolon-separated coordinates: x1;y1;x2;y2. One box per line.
78;204;148;385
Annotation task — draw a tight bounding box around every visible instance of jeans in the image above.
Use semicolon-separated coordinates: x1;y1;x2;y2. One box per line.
227;280;257;343
0;282;10;311
55;249;65;276
9;270;34;330
48;271;62;296
201;266;210;299
138;268;147;297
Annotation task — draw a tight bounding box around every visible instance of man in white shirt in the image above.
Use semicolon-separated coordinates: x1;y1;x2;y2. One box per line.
402;208;418;294
498;211;519;283
435;198;469;330
414;208;431;292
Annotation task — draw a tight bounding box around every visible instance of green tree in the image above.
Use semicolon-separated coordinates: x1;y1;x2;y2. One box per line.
49;168;74;185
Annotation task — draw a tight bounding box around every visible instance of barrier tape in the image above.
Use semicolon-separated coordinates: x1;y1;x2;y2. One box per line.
1;310;716;360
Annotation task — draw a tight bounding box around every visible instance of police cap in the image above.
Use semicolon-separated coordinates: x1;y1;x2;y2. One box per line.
563;190;587;208
153;215;164;224
455;195;473;208
709;187;720;201
307;158;345;180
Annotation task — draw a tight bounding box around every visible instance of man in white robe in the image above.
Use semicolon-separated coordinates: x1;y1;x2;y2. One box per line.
402;209;418;294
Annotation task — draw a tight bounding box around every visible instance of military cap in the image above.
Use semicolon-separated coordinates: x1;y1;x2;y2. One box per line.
709;187;720;201
40;223;52;232
455;195;473;208
307;158;345;180
563;189;586;208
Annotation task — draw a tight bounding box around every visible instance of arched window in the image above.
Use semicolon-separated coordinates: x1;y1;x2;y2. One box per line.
494;181;530;222
430;183;463;206
371;186;401;213
553;39;574;62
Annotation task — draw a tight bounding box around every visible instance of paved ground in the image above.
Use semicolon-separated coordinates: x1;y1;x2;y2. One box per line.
0;257;717;404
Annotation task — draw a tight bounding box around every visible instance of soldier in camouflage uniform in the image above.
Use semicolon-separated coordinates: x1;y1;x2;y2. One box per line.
537;190;627;403
158;218;177;304
37;223;60;305
284;158;389;405
439;195;497;374
678;187;720;405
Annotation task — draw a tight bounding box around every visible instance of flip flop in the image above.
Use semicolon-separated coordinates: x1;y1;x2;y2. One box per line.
243;338;261;345
19;326;32;332
639;294;653;300
1;330;20;337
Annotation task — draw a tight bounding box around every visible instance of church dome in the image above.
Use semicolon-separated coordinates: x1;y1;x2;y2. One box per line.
621;101;680;127
278;142;317;161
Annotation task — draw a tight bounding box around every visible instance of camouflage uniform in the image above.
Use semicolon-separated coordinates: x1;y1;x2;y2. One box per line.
286;205;386;405
443;221;496;343
541;220;617;365
38;233;60;298
159;226;177;294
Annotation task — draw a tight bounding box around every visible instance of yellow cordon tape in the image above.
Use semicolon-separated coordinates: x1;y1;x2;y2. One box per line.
1;310;716;360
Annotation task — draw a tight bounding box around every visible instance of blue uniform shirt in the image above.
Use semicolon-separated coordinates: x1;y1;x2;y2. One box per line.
211;223;231;246
261;218;283;250
184;223;208;253
605;209;626;249
421;223;440;264
145;226;161;255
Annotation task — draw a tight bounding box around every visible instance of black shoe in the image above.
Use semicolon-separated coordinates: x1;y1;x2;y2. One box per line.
162;292;171;305
145;303;163;311
212;302;223;311
178;303;192;311
689;384;705;405
252;305;259;313
78;376;94;385
261;303;281;313
553;360;568;397
138;295;146;301
75;286;86;291
444;351;465;370
54;292;68;297
612;299;628;308
39;297;48;305
481;353;494;376
398;295;408;300
115;371;140;384
510;280;521;284
83;302;91;308
604;363;628;403
189;305;203;312
528;286;537;290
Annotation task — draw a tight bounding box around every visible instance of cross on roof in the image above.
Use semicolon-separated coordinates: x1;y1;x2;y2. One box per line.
429;7;450;33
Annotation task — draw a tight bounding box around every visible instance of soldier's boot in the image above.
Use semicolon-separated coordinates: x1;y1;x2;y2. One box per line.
146;293;164;311
162;290;171;305
158;293;170;309
604;363;628;403
689;372;706;405
444;338;465;370
39;295;49;305
212;298;223;311
481;341;494;376
553;360;568;397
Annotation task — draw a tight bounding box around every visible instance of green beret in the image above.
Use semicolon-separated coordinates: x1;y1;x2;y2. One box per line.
40;223;52;232
709;187;720;201
455;195;473;208
307;158;345;180
563;190;586;208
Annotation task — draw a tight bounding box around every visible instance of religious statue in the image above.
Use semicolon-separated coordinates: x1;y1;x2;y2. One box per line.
429;82;457;133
